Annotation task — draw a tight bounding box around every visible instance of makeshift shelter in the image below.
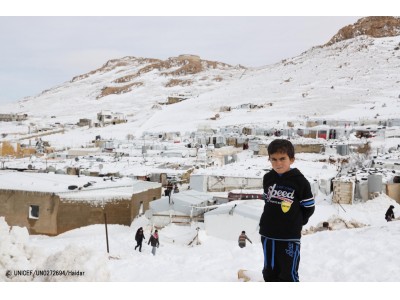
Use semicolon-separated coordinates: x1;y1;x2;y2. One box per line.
190;174;262;192
0;172;161;235
204;200;263;240
67;147;101;158
228;189;263;201
96;110;126;126
147;189;213;227
386;183;400;203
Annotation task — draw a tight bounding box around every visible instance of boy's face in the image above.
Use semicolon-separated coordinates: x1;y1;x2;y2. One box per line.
269;152;295;174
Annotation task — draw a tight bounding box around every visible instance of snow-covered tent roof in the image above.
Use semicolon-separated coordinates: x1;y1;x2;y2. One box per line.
149;197;171;214
206;200;263;220
204;200;263;240
171;189;213;205
148;190;214;227
150;189;213;216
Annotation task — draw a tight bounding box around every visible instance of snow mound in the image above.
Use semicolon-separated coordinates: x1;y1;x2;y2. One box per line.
0;217;110;282
0;217;35;282
38;244;110;282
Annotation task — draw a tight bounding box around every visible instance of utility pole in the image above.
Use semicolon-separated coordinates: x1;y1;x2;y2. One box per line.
104;212;110;254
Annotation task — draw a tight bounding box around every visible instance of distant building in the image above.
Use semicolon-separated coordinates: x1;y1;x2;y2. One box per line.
0;113;28;122
0;141;36;158
167;92;192;104
96;110;126;126
77;118;92;127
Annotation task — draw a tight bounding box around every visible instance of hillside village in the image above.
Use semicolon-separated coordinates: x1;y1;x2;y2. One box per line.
1;17;400;238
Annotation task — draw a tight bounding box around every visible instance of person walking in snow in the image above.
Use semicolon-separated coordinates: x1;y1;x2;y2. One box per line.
259;139;315;282
238;231;252;248
165;182;173;204
148;230;160;256
385;205;395;222
134;227;145;252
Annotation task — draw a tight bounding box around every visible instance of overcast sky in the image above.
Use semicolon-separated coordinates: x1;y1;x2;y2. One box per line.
0;16;363;105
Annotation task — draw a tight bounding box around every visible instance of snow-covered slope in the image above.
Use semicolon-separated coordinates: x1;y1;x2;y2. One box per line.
1;17;400;146
3;35;400;138
142;35;400;133
3;55;246;124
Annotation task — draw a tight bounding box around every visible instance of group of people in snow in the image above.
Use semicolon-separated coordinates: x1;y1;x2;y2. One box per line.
134;227;160;256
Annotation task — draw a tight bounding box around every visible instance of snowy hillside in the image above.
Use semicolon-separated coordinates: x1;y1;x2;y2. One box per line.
1;32;400;140
142;35;400;134
3;55;246;125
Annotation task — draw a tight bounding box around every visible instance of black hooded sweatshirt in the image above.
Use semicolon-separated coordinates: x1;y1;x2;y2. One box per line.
259;168;315;240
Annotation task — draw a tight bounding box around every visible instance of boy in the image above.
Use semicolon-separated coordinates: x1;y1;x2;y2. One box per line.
238;230;253;248
259;139;315;282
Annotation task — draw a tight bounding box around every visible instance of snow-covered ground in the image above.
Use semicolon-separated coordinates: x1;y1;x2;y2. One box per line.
1;194;400;298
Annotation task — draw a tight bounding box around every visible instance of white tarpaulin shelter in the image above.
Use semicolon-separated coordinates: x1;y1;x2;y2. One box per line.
204;200;263;241
148;189;213;227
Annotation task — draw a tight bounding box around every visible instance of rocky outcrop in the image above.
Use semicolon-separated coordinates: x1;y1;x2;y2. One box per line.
327;16;400;45
71;57;160;82
69;54;246;98
72;54;242;84
96;82;144;99
68;54;245;97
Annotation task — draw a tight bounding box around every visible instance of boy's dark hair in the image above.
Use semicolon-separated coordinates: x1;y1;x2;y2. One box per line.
267;139;295;159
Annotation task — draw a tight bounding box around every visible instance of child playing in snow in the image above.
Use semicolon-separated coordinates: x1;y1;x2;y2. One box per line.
259;139;315;282
148;230;160;256
238;231;252;248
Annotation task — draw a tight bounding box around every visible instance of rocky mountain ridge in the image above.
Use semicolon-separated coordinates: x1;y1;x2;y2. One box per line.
327;16;400;46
